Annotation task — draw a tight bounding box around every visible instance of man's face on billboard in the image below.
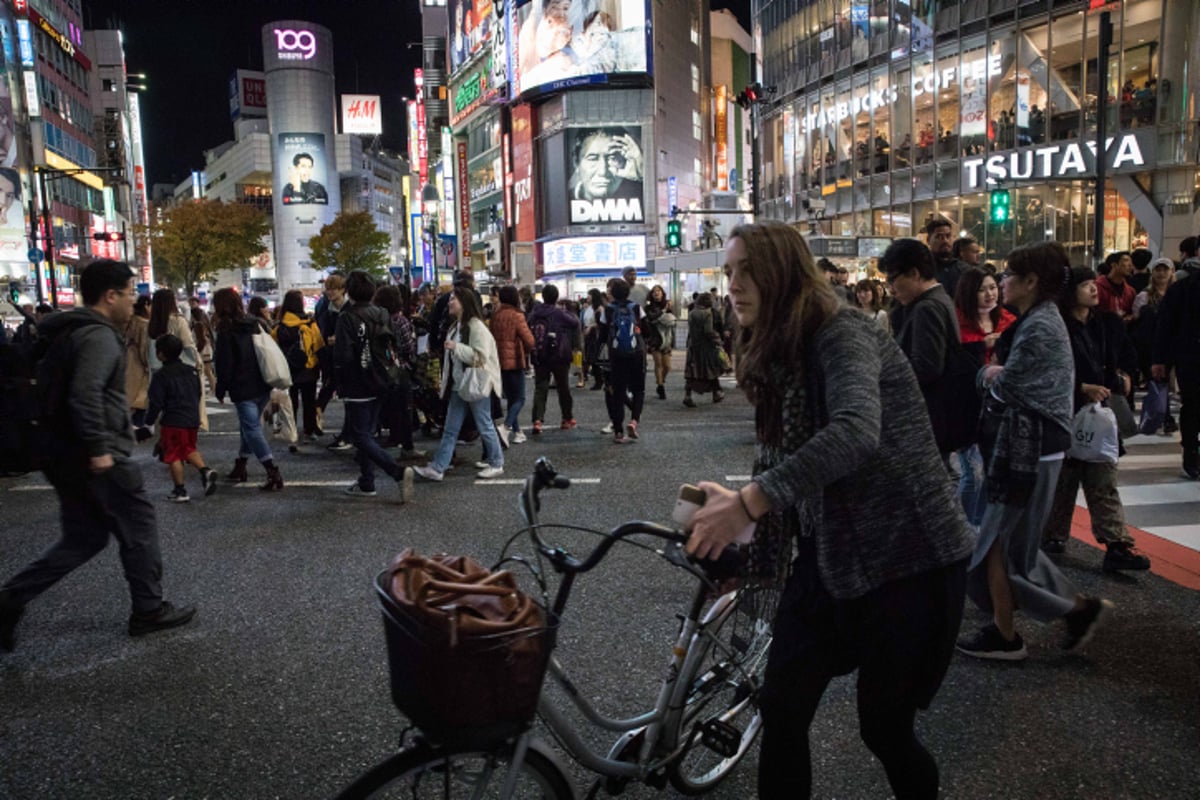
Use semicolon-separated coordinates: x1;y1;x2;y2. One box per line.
577;133;621;200
296;157;314;183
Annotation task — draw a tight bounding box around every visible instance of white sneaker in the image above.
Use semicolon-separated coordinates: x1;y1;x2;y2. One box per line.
477;465;504;479
474;460;490;470
511;430;527;444
413;465;444;482
494;422;510;449
600;423;614;434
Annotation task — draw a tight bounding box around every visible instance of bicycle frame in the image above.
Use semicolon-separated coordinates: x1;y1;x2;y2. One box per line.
533;582;739;782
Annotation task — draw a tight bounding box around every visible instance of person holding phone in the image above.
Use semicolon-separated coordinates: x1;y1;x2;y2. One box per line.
684;222;972;799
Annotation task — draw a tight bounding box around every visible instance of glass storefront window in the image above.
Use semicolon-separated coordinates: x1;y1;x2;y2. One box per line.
870;67;892;175
1158;0;1193;124
1015;185;1050;250
1049;11;1084;142
836;81;853;181
958;37;988;157
1118;0;1161;129
913;54;935;164
893;66;914;169
1018;22;1050;145
961;193;988;257
989;27;1016;151
821;86;838;183
852;73;872;177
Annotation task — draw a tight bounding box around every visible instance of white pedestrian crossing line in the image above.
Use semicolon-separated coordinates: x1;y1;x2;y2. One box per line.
1080;482;1200;508
474;477;601;486
1141;524;1200;551
725;475;752;482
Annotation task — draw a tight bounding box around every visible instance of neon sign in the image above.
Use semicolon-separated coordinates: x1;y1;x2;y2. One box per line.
274;29;317;60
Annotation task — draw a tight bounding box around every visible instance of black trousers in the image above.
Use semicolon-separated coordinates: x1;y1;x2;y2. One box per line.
381;376;415;449
758;541;967;800
289;379;318;437
532;362;573;423
1179;374;1199;460
2;459;163;615
605;352;645;428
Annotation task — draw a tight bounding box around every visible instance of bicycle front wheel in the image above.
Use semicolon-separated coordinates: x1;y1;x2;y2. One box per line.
668;587;777;795
335;740;573;800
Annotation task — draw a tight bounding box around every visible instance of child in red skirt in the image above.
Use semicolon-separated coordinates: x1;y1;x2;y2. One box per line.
141;333;216;502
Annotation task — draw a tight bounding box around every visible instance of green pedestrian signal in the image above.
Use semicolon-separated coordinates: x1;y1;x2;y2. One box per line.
989;189;1012;223
666;218;682;250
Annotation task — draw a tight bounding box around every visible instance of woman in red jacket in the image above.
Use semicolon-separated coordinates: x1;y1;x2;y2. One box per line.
954;267;1016;526
954;267;1016;366
490;285;535;443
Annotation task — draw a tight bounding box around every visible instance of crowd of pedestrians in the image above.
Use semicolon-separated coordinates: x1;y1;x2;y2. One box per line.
2;219;1197;799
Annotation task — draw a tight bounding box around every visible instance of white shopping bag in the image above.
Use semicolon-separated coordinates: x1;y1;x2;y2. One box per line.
1067;403;1119;464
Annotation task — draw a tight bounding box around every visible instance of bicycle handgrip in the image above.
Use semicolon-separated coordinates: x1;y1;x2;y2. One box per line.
695;546;747;583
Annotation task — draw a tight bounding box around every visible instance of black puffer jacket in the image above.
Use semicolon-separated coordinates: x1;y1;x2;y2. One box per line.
214;318;270;403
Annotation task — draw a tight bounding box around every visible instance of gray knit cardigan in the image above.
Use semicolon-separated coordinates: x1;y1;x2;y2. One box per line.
753;309;974;599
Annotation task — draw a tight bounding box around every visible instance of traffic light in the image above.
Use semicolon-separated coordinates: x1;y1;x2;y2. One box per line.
666;219;682;251
736;83;763;109
989;189;1012;223
92;231;125;242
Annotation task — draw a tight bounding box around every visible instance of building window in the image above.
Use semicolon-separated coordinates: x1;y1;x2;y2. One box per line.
102;78;115;92
691;21;699;46
694;157;702;186
693;110;703;141
691;64;700;94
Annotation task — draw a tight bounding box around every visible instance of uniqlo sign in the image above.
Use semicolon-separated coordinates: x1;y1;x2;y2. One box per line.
243;78;266;108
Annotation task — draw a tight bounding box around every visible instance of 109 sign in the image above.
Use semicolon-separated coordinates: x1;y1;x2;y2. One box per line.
275;29;317;60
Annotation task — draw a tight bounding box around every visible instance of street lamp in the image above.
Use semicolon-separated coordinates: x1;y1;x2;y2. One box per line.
421;182;440;280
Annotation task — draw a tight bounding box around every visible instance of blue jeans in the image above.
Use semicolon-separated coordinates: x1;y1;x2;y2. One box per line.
431;392;503;473
957;445;987;527
344;399;397;491
236;395;273;462
501;369;526;433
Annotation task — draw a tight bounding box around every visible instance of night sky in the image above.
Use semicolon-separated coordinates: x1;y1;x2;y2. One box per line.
86;0;751;190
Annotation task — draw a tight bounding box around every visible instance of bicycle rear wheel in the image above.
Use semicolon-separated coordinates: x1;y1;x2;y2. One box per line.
668;584;779;795
335;740;573;800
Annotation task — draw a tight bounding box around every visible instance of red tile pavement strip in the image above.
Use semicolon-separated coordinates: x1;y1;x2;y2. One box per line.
1071;507;1200;591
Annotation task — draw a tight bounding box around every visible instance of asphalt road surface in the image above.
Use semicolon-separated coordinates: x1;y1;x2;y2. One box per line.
2;366;1198;799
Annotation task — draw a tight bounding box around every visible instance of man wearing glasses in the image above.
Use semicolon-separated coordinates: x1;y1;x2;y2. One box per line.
0;259;196;653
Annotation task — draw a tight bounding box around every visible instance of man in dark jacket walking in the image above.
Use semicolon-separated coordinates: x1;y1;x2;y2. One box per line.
527;284;581;434
334;270;414;501
1153;253;1200;479
0;260;195;652
883;238;962;459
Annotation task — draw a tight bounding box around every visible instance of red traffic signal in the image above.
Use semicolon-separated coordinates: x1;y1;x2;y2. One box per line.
92;231;125;242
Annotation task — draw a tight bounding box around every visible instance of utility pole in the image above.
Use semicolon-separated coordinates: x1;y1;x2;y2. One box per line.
1092;10;1113;265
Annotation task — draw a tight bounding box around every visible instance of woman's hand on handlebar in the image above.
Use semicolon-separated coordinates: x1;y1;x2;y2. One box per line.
685;481;755;561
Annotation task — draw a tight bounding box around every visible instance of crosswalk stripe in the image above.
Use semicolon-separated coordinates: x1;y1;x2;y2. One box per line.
475;477;601;486
1082;482;1200;507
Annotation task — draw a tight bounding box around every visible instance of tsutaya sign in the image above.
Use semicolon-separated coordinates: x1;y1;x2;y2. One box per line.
801;54;1003;134
962;131;1154;189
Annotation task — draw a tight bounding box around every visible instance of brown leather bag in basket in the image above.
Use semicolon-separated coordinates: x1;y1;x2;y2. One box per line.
376;548;553;741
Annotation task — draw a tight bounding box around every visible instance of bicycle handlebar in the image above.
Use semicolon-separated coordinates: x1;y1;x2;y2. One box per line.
519;457;745;584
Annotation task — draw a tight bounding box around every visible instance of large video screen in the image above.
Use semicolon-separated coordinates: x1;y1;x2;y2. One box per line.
511;0;649;98
564;125;645;225
449;0;498;74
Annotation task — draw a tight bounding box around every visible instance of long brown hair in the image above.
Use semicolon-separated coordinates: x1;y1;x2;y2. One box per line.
147;288;178;339
211;287;244;333
728;221;840;444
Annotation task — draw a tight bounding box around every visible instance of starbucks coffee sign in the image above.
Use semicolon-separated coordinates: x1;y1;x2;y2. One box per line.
962;131;1154;189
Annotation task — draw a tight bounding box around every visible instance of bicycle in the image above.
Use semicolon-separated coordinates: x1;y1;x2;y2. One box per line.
335;457;788;799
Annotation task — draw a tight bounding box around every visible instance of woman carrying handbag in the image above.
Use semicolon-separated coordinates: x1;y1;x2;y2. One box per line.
413;286;504;482
1040;266;1150;572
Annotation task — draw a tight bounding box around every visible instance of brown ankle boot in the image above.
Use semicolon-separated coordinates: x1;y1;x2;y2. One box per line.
259;463;283;492
226;457;248;482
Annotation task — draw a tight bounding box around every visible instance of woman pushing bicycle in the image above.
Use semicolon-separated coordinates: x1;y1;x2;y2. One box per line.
686;221;974;800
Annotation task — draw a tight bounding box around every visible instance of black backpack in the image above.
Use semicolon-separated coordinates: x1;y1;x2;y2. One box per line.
531;311;574;368
0;317;103;474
